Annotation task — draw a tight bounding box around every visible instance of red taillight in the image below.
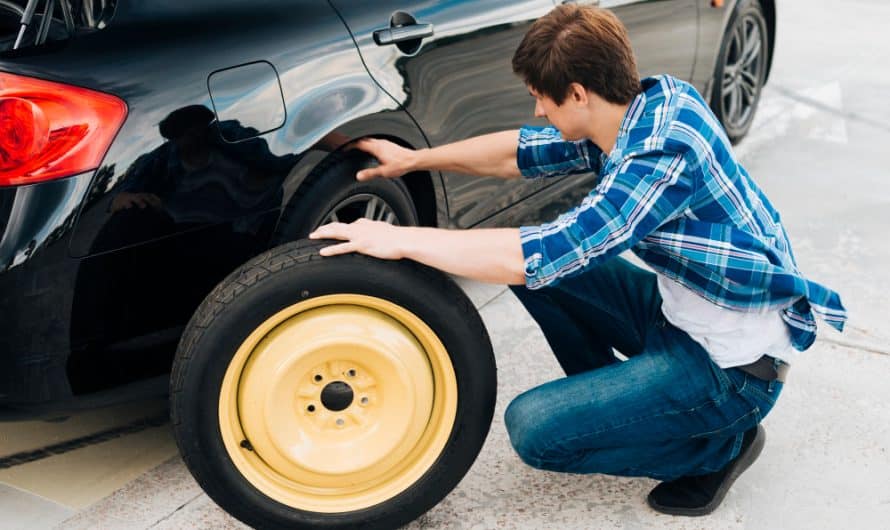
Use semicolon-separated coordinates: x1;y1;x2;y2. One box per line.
0;72;127;187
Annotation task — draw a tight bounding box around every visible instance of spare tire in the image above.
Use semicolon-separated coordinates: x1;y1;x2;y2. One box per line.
170;239;496;529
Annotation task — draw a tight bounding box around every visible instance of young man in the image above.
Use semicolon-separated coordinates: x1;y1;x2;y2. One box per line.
308;4;846;516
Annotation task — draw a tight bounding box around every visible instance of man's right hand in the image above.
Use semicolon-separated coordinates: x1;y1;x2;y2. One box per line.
350;130;521;181
351;138;418;181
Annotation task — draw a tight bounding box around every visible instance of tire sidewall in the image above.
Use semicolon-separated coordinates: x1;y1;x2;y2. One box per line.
172;247;495;529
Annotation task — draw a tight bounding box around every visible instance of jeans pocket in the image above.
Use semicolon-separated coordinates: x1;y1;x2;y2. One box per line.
743;377;783;418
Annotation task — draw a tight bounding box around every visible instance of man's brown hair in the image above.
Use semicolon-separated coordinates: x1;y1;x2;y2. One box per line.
512;5;640;106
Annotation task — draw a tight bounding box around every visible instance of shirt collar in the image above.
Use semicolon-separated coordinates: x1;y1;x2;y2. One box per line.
608;76;660;164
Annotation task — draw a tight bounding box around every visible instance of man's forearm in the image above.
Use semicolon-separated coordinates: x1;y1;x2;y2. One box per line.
411;130;522;180
399;226;527;285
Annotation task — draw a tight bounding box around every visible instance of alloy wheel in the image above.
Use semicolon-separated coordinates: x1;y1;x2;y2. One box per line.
719;12;767;131
320;193;399;227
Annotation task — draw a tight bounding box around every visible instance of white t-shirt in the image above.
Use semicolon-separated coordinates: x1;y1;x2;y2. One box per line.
657;274;796;368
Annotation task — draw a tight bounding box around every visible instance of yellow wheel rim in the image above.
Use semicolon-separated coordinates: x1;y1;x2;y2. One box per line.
218;294;458;513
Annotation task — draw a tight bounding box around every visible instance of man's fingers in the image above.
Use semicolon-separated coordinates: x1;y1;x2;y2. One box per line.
349;138;377;156
356;167;383;181
355;137;377;151
349;139;380;180
308;222;349;240
319;242;357;257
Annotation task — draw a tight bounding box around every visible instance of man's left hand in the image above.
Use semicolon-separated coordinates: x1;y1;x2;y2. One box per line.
308;218;405;259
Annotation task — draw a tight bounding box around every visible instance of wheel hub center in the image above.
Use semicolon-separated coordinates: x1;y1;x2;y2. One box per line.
320;380;354;411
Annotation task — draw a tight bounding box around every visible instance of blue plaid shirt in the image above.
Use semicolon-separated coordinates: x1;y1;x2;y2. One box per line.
517;75;846;351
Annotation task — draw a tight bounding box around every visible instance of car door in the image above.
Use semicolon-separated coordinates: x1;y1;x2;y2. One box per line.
603;0;698;80
479;0;700;229
330;0;555;228
332;0;698;229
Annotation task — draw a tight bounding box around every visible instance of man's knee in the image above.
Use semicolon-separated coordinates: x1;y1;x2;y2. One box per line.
504;391;572;471
506;386;627;474
504;392;543;466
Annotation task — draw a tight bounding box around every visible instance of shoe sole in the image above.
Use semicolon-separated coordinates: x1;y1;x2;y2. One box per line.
647;424;766;517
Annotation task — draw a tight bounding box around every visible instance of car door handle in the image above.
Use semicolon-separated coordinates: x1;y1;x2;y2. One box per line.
373;23;434;46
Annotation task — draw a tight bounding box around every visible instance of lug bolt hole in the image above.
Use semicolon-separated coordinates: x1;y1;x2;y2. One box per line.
336;418;345;426
347;369;356;377
314;374;323;382
360;397;369;405
307;404;316;413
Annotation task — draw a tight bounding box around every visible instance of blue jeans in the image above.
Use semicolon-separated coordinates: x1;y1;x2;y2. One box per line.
505;257;783;481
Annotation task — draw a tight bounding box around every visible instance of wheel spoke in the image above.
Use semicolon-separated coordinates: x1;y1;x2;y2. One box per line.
739;75;756;103
742;37;762;68
731;24;745;65
733;85;744;121
723;77;738;102
377;205;390;222
745;19;756;45
739;69;759;103
323;193;403;226
722;70;736;91
727;83;742;122
364;197;381;220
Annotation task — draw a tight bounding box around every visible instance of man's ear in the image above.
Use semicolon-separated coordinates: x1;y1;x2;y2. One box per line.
568;82;589;106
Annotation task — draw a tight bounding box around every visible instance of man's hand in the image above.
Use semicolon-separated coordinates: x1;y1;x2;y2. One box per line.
353;131;521;181
309;218;404;259
312;221;526;285
351;138;418;181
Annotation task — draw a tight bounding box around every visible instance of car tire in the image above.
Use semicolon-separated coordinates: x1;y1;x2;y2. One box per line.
273;149;419;244
170;239;496;530
709;0;770;144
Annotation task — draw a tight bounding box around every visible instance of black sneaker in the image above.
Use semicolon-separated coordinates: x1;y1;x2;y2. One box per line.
647;424;766;516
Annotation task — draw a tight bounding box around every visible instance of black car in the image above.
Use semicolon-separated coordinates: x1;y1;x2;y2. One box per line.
0;0;775;527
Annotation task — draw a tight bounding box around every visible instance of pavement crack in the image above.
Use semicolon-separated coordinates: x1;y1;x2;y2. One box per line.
148;492;204;528
477;287;511;312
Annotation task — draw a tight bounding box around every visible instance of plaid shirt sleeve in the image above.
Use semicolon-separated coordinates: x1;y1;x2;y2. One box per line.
517;125;604;178
519;150;693;289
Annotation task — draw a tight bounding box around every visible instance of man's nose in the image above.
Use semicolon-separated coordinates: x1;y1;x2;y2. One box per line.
534;101;545;119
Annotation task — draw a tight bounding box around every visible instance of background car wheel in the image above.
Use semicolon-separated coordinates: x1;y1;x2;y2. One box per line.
273;149;419;244
170;239;496;529
710;0;770;144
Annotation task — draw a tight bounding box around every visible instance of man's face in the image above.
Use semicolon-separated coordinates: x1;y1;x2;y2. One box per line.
529;86;588;141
